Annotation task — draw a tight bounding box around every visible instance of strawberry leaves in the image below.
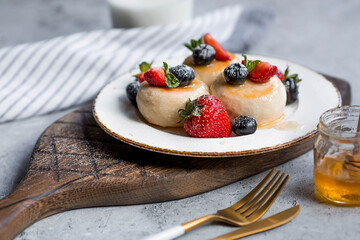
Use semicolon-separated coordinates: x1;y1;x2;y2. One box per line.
178;98;203;121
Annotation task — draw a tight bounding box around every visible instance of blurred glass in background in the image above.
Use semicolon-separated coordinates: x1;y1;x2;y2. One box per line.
107;0;194;28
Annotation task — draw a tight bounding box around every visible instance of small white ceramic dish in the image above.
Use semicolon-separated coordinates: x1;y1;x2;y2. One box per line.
93;54;341;157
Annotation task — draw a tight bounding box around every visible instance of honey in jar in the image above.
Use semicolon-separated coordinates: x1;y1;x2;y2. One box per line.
314;106;360;205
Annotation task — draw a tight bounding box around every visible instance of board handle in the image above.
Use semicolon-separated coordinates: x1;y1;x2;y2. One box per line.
0;191;63;240
0;197;34;240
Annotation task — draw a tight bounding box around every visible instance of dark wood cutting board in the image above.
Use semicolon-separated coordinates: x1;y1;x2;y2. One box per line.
0;75;350;240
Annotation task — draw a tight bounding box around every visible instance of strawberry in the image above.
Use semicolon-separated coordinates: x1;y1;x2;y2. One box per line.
248;61;277;83
144;67;166;87
203;33;231;61
178;95;231;138
144;62;180;88
134;61;152;83
241;54;277;83
137;72;146;83
276;69;285;81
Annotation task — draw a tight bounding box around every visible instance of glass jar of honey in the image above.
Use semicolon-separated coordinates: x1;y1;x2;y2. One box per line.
314;105;360;205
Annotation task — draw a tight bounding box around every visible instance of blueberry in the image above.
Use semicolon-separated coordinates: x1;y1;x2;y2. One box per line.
224;63;248;85
283;78;299;104
232;116;257;136
169;65;195;86
126;81;140;107
192;44;215;65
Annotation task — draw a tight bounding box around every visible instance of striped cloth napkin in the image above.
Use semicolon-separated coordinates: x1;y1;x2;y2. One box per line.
0;5;272;123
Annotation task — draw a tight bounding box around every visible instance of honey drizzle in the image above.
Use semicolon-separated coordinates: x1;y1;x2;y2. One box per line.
257;114;285;129
274;120;303;131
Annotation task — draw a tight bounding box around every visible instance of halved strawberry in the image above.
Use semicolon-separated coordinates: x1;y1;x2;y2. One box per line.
178;95;231;138
203;33;231;61
248;61;278;83
134;61;152;83
276;69;285;81
144;62;180;88
144;68;166;87
137;72;146;83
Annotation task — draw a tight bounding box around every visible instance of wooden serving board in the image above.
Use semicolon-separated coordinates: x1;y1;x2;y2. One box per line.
0;75;350;240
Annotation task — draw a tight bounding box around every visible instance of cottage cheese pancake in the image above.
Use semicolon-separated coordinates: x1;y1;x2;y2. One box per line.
183;53;239;87
210;74;286;128
136;79;209;127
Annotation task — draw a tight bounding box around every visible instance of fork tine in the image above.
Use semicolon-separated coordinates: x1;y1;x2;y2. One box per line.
229;168;276;210
237;170;281;213
246;174;289;222
242;173;286;216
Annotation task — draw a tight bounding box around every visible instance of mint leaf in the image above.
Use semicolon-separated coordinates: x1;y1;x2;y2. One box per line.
184;36;204;52
184;43;193;51
165;72;180;88
163;62;169;73
288;73;298;79
247;60;260;72
132;73;140;81
133;61;152;81
163;62;179;88
197;36;204;45
242;54;248;66
284;65;290;78
283;66;302;84
139;61;152;72
191;39;197;47
242;54;260;72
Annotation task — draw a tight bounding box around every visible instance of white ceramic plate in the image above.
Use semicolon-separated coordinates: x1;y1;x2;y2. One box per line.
93;54;341;157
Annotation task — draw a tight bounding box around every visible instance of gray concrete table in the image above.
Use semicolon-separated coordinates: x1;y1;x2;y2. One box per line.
0;0;360;239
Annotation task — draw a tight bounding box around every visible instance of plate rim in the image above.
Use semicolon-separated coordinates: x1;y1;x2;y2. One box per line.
92;54;342;158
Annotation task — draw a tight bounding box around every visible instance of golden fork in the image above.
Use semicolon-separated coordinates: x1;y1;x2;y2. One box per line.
143;168;289;240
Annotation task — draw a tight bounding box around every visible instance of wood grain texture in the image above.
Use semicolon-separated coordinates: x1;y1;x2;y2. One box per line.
0;76;350;240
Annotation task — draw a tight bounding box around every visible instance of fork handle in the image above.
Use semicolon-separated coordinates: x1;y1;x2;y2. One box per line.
142;214;218;240
142;225;184;240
